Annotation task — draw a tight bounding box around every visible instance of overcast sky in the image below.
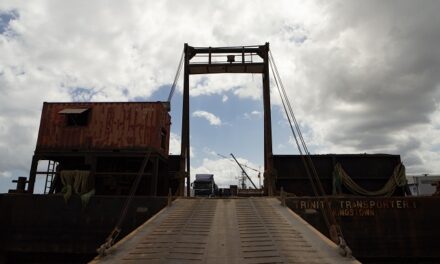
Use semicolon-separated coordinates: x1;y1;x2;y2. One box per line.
1;1;440;192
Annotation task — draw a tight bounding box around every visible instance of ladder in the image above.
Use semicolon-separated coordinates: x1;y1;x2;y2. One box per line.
44;160;57;194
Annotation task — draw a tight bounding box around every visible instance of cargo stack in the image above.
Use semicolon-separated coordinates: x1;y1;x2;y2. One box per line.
27;101;178;196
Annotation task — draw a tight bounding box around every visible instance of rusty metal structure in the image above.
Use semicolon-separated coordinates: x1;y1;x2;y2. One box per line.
178;43;275;196
27;101;175;196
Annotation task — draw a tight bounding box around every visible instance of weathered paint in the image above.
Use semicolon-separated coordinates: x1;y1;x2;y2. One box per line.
286;196;440;263
36;102;171;156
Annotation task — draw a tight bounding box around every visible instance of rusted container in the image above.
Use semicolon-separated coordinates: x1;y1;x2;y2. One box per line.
273;154;406;196
36;102;171;156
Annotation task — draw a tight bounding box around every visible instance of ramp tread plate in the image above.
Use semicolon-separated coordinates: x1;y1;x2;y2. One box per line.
93;198;359;264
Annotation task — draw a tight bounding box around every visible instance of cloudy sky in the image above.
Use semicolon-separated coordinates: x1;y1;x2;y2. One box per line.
1;1;440;192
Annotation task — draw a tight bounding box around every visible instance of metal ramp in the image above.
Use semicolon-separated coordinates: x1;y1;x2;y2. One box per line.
91;198;359;264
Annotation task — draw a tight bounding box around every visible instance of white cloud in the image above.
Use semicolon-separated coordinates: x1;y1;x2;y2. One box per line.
168;132;181;155
243;110;262;119
0;171;12;178
266;1;440;174
222;95;228;102
190;74;262;100
202;147;218;157
1;1;440;193
277;143;286;150
192;110;222;126
168;132;194;157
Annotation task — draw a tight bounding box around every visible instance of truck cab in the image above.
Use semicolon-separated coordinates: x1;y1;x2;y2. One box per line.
192;174;218;197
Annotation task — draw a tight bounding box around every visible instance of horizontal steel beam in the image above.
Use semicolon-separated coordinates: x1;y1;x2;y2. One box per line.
94;172;153;176
188;63;264;74
190;46;263;54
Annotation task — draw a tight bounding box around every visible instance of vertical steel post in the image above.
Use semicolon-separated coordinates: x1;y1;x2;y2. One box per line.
151;157;158;196
262;42;274;196
179;43;190;196
90;154;97;196
185;46;191;197
27;155;39;193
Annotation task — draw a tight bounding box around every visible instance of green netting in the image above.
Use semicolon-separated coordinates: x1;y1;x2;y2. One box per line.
61;170;95;206
332;163;407;196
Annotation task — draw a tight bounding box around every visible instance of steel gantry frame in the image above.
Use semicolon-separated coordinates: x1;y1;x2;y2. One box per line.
178;43;275;196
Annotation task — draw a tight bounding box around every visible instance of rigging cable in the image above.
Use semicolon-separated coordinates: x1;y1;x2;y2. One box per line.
268;51;352;257
269;52;326;201
268;54;328;228
97;151;152;256
98;48;184;256
167;48;185;102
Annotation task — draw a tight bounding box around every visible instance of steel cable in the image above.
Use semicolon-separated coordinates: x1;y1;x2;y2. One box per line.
97;151;152;256
268;56;330;230
167;49;185;102
269;52;351;256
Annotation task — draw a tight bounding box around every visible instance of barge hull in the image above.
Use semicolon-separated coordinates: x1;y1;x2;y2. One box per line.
286;196;440;263
0;194;168;263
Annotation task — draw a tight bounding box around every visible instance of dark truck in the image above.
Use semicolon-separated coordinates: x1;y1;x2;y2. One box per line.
192;174;218;197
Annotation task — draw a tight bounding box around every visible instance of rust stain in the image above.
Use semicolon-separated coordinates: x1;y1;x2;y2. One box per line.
36;102;171;156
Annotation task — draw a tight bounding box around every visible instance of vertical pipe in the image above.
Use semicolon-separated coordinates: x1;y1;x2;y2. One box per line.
262;42;274;196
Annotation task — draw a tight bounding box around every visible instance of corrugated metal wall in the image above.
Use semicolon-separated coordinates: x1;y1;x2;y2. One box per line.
36;102;171;156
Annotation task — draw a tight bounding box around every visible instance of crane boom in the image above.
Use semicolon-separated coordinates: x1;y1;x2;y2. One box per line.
230;153;258;189
217;153;260;173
